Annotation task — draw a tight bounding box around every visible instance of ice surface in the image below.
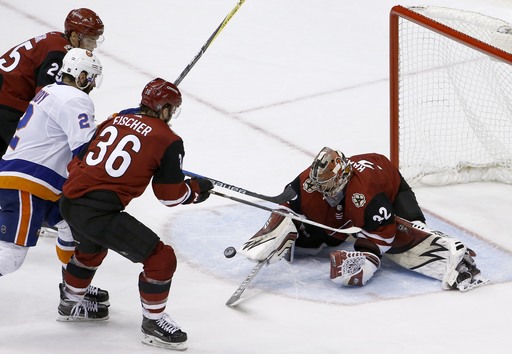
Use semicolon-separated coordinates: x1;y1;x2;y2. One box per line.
1;1;512;353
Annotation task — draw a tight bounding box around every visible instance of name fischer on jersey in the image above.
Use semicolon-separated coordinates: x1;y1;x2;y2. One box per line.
112;115;153;136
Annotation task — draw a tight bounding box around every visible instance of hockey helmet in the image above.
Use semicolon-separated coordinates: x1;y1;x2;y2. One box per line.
65;8;104;38
141;78;182;115
60;48;103;89
310;147;352;203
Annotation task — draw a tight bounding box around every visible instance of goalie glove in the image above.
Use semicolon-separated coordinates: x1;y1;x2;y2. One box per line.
329;250;381;286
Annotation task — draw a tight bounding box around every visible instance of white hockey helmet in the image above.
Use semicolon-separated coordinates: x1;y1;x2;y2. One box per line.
60;48;103;89
309;147;352;205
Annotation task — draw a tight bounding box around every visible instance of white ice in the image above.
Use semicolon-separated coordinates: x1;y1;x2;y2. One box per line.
1;0;512;353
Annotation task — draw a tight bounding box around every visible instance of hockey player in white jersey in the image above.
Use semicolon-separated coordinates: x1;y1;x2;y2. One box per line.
0;48;109;312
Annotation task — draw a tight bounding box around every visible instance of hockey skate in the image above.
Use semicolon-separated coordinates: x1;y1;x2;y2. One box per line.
444;249;489;292
141;313;188;351
59;282;110;306
57;284;109;321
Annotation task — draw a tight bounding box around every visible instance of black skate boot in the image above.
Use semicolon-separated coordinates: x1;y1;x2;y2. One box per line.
57;284;109;321
141;313;187;350
59;282;110;306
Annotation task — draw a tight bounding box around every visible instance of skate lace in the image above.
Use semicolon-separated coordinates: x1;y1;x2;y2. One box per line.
70;300;99;318
86;285;99;296
156;314;181;334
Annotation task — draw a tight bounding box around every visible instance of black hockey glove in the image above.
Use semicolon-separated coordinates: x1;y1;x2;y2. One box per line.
185;177;214;204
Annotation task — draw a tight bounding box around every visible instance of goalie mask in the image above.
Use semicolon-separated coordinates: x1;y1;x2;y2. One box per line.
310;147;352;206
60;48;103;90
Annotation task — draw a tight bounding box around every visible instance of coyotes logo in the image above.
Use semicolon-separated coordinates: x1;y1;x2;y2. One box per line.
351;193;366;208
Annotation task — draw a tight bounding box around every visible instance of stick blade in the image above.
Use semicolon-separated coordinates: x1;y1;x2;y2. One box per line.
225;296;242;307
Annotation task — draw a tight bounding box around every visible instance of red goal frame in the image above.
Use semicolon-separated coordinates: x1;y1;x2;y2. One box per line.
389;5;512;169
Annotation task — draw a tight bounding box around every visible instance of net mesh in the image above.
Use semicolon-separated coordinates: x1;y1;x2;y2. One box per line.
396;6;512;185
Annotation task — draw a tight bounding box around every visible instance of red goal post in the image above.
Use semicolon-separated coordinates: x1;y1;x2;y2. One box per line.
390;5;512;186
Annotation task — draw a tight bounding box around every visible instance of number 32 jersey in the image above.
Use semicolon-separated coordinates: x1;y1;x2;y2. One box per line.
63;113;194;208
290;153;402;252
0;83;96;201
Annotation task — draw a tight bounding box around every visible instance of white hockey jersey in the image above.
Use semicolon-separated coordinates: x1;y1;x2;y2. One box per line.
0;82;96;201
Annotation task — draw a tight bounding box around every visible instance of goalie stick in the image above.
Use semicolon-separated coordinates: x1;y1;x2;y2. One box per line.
225;253;271;307
184;170;296;204
174;0;246;85
210;190;361;234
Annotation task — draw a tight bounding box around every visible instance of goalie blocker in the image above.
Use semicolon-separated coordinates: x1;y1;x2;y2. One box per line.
239;209;298;264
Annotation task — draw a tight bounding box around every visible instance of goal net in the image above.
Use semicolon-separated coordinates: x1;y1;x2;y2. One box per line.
390;5;512;186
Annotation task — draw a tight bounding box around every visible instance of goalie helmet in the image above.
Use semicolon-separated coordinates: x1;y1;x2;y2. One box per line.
60;48;103;89
141;78;182;114
309;147;352;205
64;8;104;38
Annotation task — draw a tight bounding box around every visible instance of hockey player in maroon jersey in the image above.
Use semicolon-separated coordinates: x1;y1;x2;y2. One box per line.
0;8;104;158
244;147;487;292
58;78;213;350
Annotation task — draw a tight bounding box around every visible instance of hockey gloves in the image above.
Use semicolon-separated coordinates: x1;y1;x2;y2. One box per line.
185;177;214;204
329;250;381;286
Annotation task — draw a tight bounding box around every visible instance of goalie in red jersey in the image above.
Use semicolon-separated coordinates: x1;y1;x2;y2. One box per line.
244;147;488;292
58;78;213;350
0;8;104;158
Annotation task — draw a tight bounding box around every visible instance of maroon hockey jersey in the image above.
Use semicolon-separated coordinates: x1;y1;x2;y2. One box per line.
0;32;71;112
290;153;402;251
63;113;193;207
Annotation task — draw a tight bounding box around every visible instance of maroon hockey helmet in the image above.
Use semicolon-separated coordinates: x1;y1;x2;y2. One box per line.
141;78;182;112
65;8;104;38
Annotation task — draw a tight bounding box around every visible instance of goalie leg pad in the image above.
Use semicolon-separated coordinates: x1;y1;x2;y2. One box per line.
386;224;488;291
330;250;381;286
239;209;298;264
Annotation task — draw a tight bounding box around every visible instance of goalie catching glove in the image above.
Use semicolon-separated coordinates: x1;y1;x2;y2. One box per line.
330;250;381;286
184;177;213;204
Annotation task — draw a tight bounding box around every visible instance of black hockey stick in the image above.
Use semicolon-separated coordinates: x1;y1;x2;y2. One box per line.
174;0;246;86
184;170;297;204
210;190;361;234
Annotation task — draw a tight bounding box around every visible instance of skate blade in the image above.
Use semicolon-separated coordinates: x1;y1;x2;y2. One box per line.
457;276;490;292
142;333;188;351
56;314;110;322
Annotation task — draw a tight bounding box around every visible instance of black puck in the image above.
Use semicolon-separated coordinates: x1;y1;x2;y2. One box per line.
224;246;237;258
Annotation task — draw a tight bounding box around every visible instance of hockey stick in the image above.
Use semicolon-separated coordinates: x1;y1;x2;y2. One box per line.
174;0;246;86
184;170;296;204
225;256;269;307
210;190;361;234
